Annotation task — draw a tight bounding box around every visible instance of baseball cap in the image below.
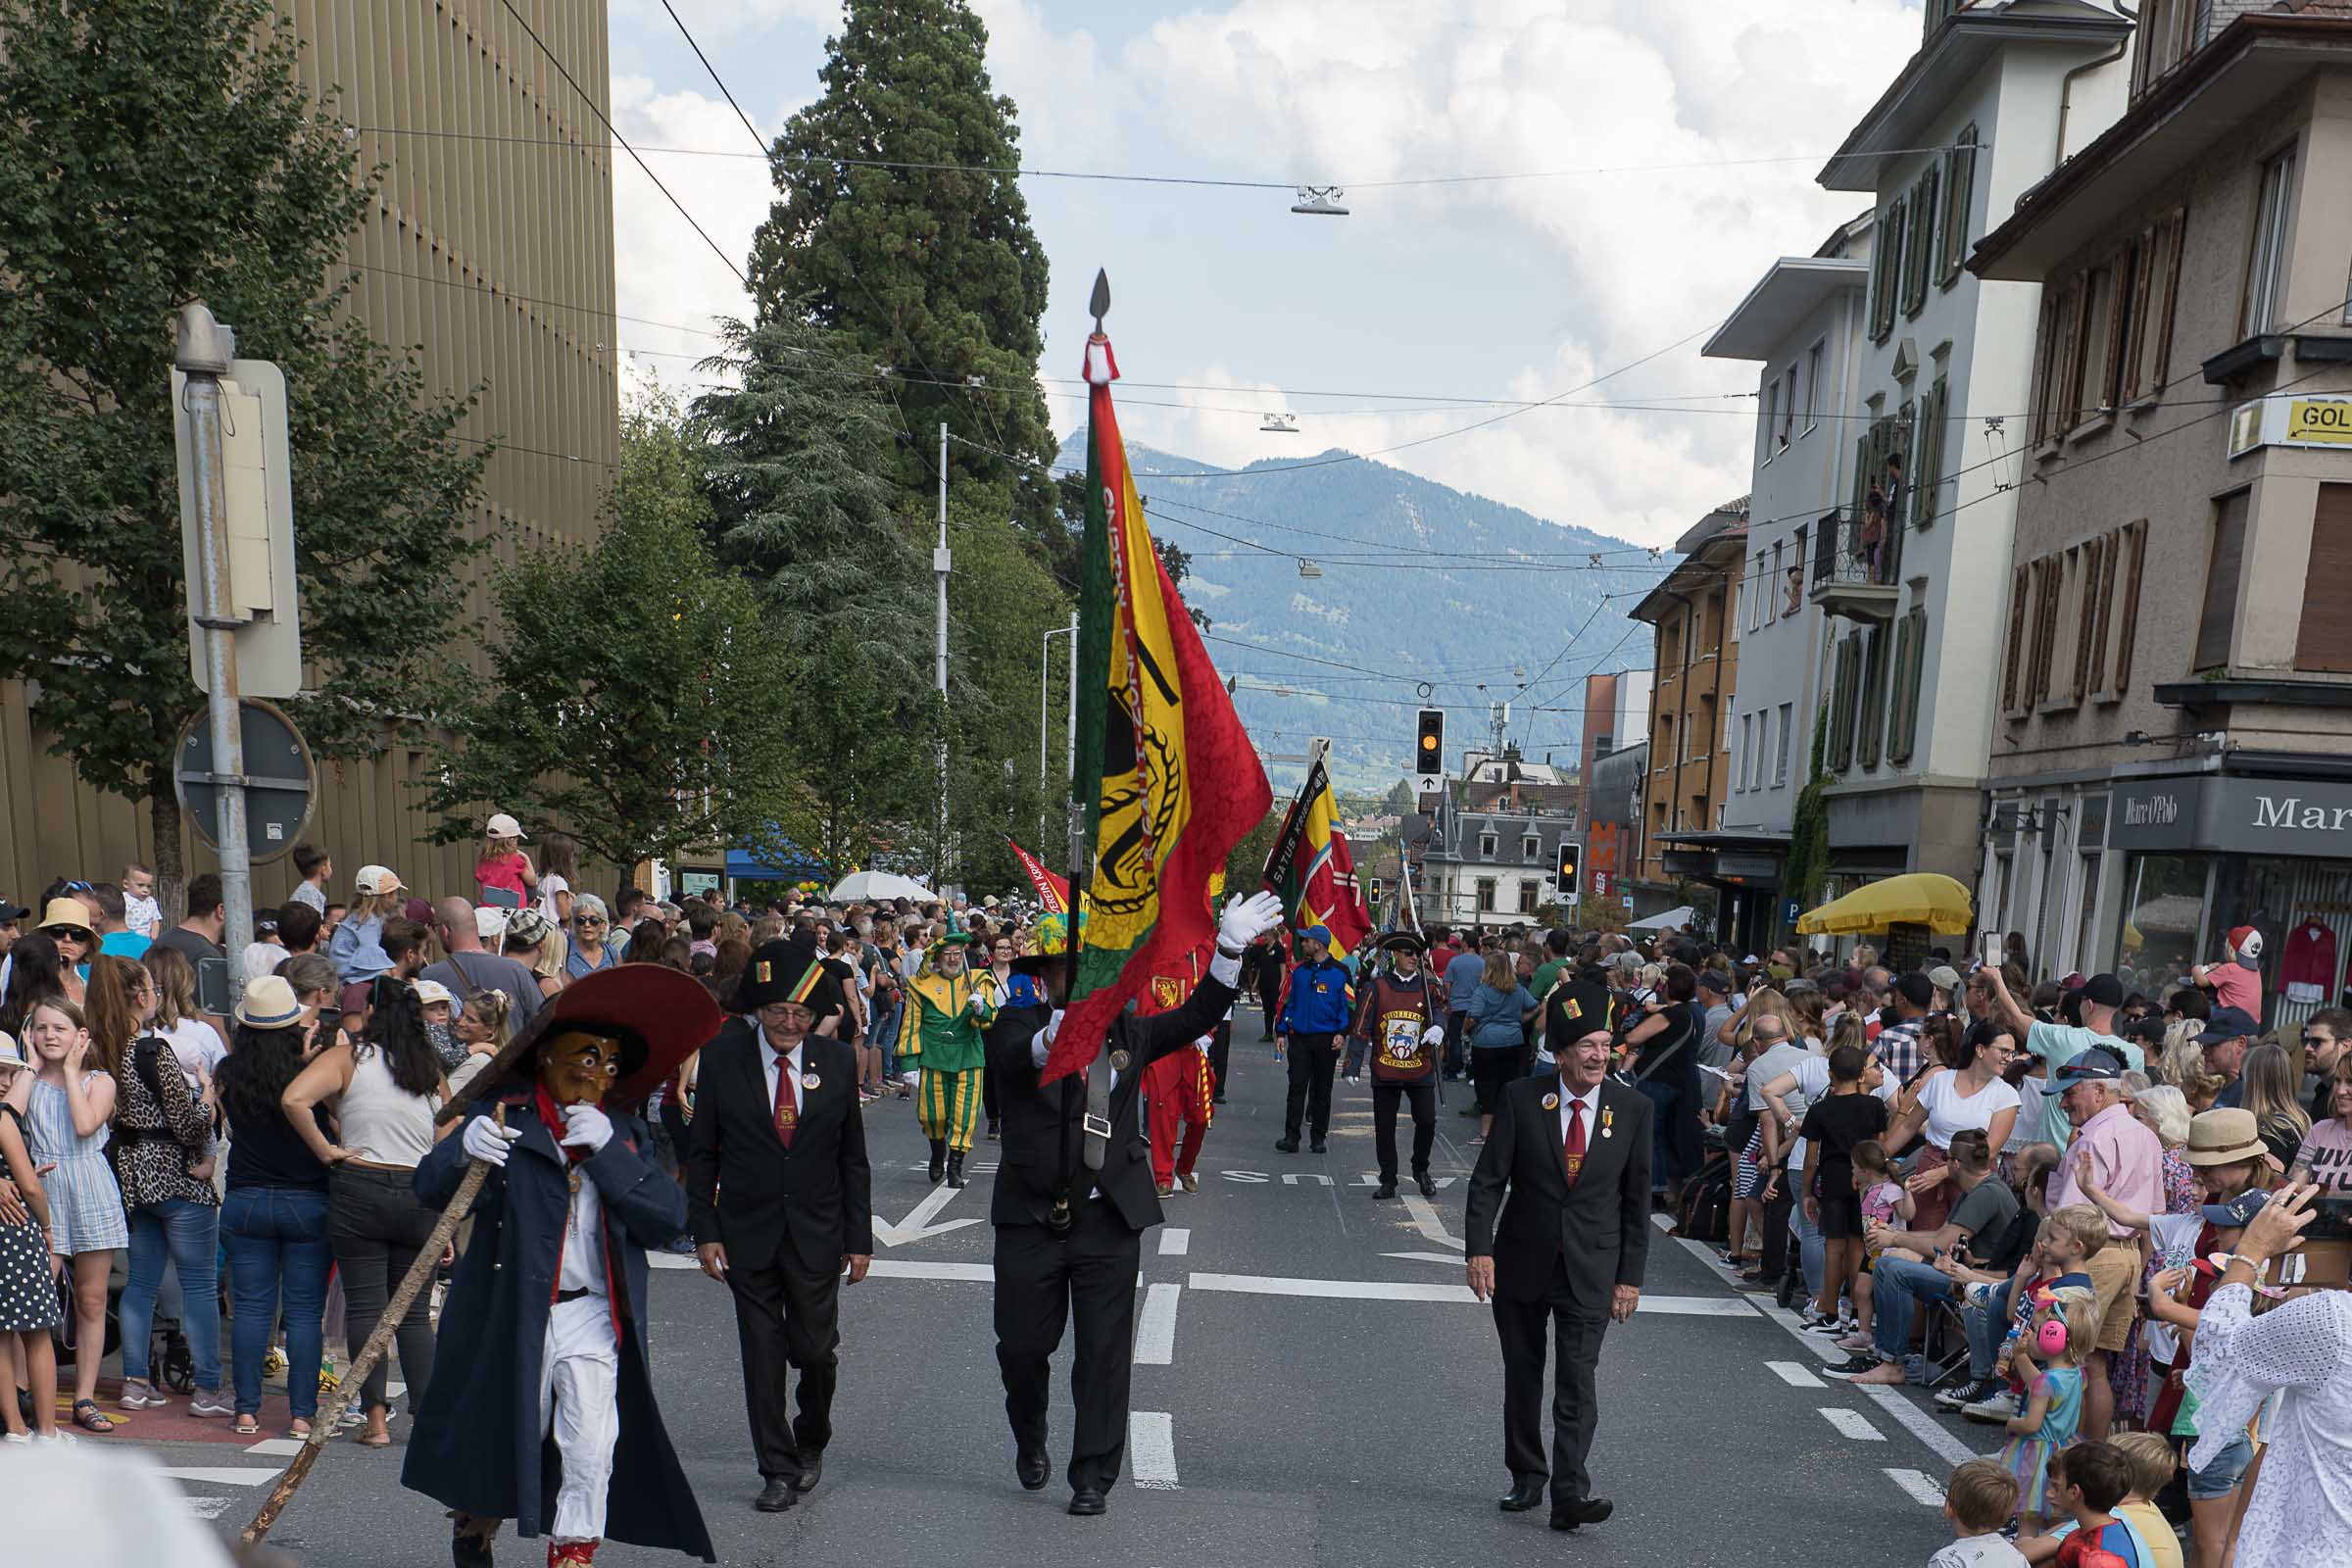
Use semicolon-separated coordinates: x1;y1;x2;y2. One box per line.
1302;925;1334;947
0;897;26;923
255;912;280;937
2081;972;2125;1008
1926;965;1961;994
1894;971;1936;1008
2196;1005;2258;1045
474;905;511;942
504;908;552;949
0;1030;23;1066
234;974;305;1029
2201;1188;2270;1230
2054;1047;2127;1085
413;979;458;1011
355;864;404;896
486;811;527;840
2228;924;2262;958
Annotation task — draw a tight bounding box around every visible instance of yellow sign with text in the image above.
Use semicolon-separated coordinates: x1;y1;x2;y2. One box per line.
2288;399;2352;445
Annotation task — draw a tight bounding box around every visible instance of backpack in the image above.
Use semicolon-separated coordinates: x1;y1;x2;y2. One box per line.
1672;1150;1733;1244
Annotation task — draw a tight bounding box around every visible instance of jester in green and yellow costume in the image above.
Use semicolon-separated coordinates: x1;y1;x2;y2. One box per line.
897;933;996;1188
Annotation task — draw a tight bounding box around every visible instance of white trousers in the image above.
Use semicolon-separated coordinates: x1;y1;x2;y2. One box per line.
540;1294;621;1544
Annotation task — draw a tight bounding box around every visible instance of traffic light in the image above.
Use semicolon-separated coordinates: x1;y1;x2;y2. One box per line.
1368;876;1385;906
1555;839;1582;890
1414;709;1444;778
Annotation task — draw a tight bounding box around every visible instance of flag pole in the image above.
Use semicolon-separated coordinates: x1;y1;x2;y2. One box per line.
1063;268;1112;1004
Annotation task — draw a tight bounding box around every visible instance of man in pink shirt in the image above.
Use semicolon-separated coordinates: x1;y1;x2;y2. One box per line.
2050;1047;2161;1439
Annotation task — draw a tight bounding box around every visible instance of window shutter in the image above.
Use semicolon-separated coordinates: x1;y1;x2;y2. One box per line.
2112;521;2146;696
2151;209;2186;389
1831;637;1857;770
2031;560;2062;703
2056;274;2088;434
2071;538;2102;702
1860;628;1888;769
1889;609;1926;764
2030;294;2058;445
2295;484;2352;671
1905;168;1937;318
1939;127;1977;286
2003;564;2031;713
2087;530;2119;694
2121;231;2155;403
2193;491;2249;672
1916;379;1947;527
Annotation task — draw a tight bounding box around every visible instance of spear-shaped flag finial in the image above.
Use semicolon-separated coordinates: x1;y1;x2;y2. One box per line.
1090;269;1111;332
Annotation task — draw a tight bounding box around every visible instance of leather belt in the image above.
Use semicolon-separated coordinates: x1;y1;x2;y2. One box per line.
554;1287;596;1303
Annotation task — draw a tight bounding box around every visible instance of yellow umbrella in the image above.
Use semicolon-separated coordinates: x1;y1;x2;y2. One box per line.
1796;872;1974;937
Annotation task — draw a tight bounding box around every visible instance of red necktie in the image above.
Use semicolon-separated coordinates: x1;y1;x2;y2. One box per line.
772;1054;798;1151
1562;1098;1586;1188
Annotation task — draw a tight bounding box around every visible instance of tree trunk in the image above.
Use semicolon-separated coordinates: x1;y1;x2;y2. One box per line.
149;775;186;925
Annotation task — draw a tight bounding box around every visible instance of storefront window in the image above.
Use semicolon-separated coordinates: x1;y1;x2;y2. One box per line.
2218;857;2352;1033
2114;852;2212;999
2073;851;2102;983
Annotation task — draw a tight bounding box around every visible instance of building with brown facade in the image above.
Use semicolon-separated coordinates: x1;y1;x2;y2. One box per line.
1632;503;1748;933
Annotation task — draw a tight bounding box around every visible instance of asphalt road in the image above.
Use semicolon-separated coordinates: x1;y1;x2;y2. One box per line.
142;1026;1978;1566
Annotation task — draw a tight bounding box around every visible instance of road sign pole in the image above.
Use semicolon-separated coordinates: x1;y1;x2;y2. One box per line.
177;303;254;983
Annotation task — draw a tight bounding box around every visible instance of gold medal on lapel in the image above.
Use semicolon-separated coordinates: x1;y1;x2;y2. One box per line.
1542;1092;1560;1111
1110;1050;1132;1072
1601;1105;1615;1139
803;1072;821;1091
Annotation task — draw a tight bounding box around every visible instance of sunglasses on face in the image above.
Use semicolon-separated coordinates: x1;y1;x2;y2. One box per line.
574;915;606;927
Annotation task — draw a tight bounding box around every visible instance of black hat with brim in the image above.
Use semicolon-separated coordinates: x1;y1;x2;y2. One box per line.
1377;930;1428;955
734;939;844;1018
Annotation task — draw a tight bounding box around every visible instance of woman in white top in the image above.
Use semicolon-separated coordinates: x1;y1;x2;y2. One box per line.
282;980;454;1446
1881;1017;2021;1232
535;832;578;928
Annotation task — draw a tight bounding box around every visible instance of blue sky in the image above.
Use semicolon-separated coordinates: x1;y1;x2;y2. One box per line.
608;1;1929;548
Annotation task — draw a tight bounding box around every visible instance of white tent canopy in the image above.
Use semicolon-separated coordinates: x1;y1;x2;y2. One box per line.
1628;905;1696;932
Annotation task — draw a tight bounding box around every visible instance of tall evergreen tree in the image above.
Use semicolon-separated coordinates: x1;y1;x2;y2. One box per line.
747;0;1054;525
0;0;486;906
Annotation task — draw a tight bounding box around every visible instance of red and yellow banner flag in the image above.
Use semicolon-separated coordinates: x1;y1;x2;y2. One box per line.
1261;751;1372;963
1005;837;1070;915
1050;323;1271;1082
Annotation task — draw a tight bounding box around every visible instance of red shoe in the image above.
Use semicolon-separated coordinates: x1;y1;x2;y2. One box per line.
548;1541;600;1567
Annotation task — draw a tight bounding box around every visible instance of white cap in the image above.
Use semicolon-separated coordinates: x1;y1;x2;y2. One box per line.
355;864;404;896
413;979;458;1010
486;811;526;840
474;905;511;942
0;1030;22;1066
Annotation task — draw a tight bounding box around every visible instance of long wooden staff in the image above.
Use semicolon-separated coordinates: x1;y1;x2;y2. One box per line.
241;1005;562;1547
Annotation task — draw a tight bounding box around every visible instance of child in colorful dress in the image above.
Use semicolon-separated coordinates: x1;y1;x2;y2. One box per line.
1998;1294;2097;1534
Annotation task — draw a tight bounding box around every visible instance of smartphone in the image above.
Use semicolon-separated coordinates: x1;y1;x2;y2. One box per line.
2305;1198;2352;1244
1981;933;2003;970
193;955;231;1018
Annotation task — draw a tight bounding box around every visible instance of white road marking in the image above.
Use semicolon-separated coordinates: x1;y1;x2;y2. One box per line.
649;1249;697;1270
872;1184;984;1247
184;1496;232;1520
243;1438;305;1456
1633;1296;1761;1318
1820;1407;1885;1442
1130;1410;1179;1490
1885;1467;1948;1506
1136;1283;1181;1365
155;1467;277;1487
1857;1384;1982;1468
1399;1192;1464;1250
1383;1250;1470;1265
868;1260;995;1283
1186;1271;1757;1316
1766;1360;1826;1389
1281;1173;1334;1186
1159;1227;1191;1256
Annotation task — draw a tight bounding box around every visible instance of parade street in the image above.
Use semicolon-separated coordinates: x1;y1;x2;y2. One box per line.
141;1041;1966;1568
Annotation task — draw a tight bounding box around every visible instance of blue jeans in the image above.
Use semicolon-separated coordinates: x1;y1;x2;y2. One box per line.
1790;1196;1825;1302
1870;1254;1957;1360
871;1000;903;1079
1634;1079;1676;1193
121;1198;223;1392
1966;1278;2017;1380
223;1185;332;1419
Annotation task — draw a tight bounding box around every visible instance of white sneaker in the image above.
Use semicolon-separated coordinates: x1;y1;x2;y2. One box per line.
29;1431;75;1446
1;1431;28;1445
188;1391;236;1418
1964;1389;2021;1423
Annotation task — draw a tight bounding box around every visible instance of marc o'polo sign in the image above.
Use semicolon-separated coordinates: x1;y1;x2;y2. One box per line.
2110;776;2352;856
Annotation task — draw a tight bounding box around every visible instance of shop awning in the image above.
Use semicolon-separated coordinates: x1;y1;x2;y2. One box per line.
726;846;823;882
1796;872;1973;936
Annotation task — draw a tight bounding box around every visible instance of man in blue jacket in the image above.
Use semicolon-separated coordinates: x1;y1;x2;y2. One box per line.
1275;925;1352;1153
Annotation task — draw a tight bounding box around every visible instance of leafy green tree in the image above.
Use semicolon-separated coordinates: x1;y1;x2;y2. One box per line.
773;626;929;878
748;0;1054;522
421;397;800;872
0;0;486;906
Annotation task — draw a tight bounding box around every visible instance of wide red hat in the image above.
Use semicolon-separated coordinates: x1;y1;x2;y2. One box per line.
525;964;723;1111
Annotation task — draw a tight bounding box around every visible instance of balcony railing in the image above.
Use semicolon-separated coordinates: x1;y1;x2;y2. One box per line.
1808;506;1901;624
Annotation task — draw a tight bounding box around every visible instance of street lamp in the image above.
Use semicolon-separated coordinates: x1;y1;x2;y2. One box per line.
1041;613;1078;841
1291;185;1349;216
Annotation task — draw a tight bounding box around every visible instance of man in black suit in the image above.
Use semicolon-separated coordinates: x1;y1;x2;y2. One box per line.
983;890;1285;1518
685;942;873;1514
1464;1020;1650;1533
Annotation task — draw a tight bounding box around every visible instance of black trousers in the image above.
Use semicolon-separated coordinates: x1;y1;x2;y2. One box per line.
1492;1256;1610;1506
1371;1080;1436;1182
1256;978;1281;1037
1284;1032;1340;1139
1206;1021;1232;1102
983;1057;1001;1125
1759;1171;1796;1283
725;1249;842;1480
994;1206;1143;1492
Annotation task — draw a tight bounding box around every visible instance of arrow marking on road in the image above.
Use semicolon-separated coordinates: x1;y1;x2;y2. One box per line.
1400;1192;1464;1250
873;1183;983;1247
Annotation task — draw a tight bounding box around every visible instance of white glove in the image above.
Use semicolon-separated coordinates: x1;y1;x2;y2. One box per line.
562;1103;613;1153
1421;1025;1446;1048
1217;890;1285;951
463;1115;521;1167
1044;1007;1064;1046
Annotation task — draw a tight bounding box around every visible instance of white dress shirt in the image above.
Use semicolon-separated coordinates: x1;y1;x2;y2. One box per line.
1556;1081;1603;1149
761;1037;807;1114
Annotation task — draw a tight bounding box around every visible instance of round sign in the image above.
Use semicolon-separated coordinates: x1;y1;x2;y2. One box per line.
172;699;317;863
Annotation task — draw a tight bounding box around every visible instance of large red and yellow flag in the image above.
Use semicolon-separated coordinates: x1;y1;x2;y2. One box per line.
1005;837;1070;914
1261;751;1373;963
1049;318;1271;1082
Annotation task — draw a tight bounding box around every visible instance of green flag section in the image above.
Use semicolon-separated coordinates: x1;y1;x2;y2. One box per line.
1050;326;1270;1082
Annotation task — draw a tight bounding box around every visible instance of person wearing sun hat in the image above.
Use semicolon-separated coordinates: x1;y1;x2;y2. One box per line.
895;931;995;1187
684;942;871;1515
405;964;720;1567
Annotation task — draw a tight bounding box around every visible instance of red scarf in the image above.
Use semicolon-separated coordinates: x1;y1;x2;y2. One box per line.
534;1085;591;1165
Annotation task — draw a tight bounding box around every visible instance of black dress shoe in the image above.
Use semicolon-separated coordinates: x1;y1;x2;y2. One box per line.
1416;1173;1438;1199
1067;1486;1107;1516
451;1519;496;1568
755;1476;799;1512
1309;1139;1328;1153
1372;1181;1397;1200
791;1454;823;1494
1497;1478;1545;1512
946;1152;966;1189
1016;1447;1051;1491
1549;1496;1613;1531
986;1118;1002;1141
1274;1137;1299;1153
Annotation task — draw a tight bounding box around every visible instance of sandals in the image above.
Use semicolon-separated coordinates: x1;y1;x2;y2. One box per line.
232;1415;262;1436
72;1399;114;1434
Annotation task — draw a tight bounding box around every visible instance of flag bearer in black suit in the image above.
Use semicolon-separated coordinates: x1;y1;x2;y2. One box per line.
982;890;1285;1518
1464;1020;1651;1534
684;942;873;1515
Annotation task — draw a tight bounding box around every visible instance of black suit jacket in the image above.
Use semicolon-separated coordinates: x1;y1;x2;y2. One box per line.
1464;1075;1652;1310
984;974;1238;1233
684;1020;874;1274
